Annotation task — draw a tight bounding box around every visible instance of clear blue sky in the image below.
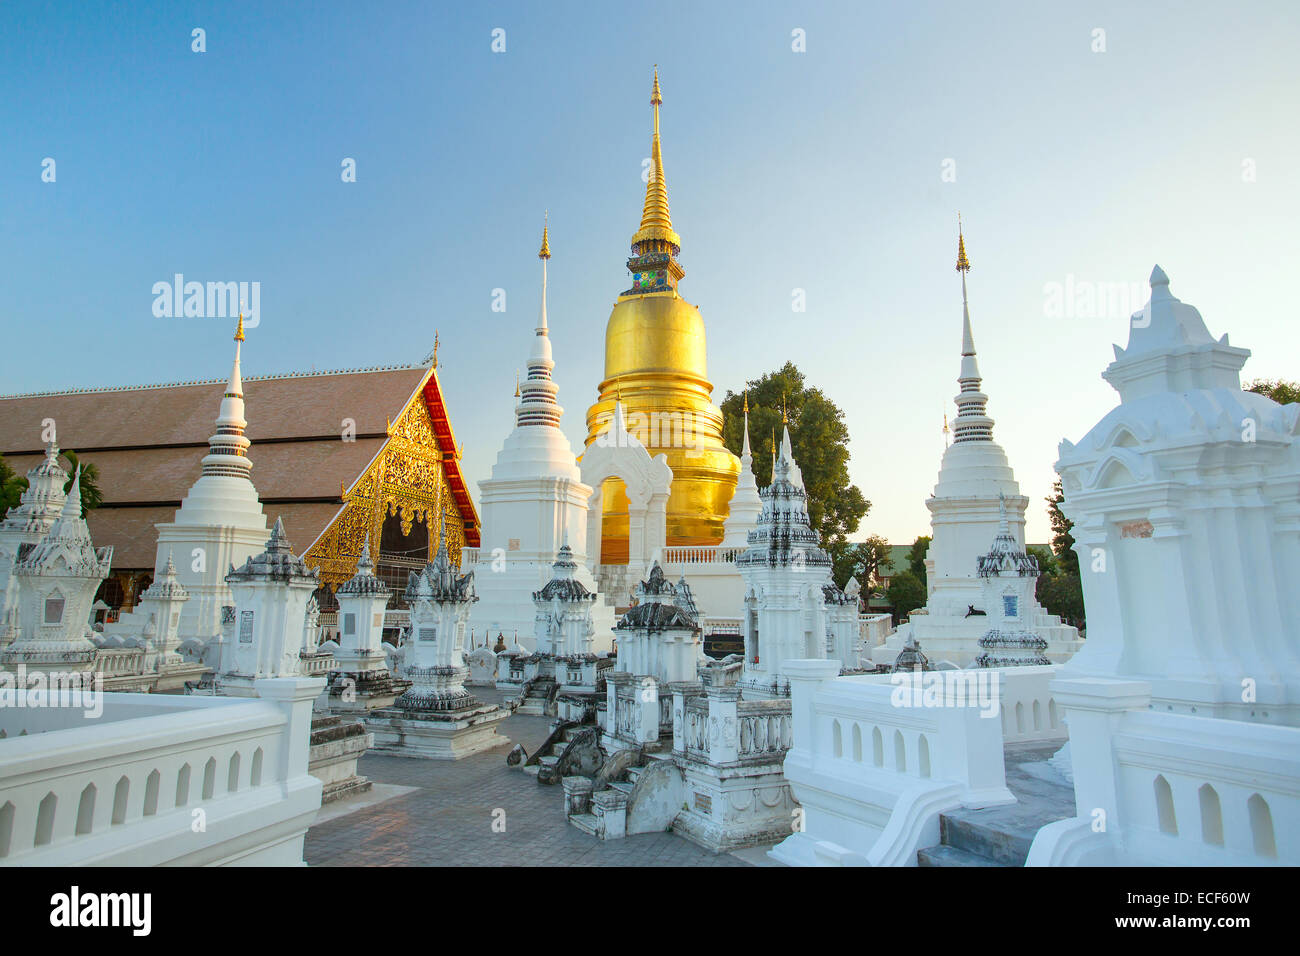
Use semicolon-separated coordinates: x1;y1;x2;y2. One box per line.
4;1;1298;544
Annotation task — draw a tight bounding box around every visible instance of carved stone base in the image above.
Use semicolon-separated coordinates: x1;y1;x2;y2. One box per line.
366;701;509;760
308;715;374;803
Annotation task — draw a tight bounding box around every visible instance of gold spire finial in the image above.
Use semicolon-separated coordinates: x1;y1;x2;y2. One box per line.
631;66;681;254
514;370;520;398
432;330;439;368
956;213;970;273
743;390;748;415
234;311;245;343
539;211;551;259
781;391;788;424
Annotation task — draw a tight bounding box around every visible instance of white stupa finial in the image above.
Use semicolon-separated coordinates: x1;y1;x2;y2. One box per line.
950;220;995;444
202;315;254;481
516;215;561;429
741;391;752;458
63;466;84;520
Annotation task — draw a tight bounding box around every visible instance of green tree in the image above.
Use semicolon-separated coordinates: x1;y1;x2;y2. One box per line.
1047;480;1077;577
838;534;890;591
720;362;869;578
1038;571;1085;633
1246;379;1300;405
886;570;927;625
0;455;27;521
906;535;931;589
1039;480;1086;632
59;450;103;514
1026;545;1059;578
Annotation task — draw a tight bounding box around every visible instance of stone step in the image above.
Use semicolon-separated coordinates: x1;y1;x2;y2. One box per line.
624;765;644;783
607;781;634;795
939;813;1034;867
916;844;1001;867
569;813;599;836
538;755;560;767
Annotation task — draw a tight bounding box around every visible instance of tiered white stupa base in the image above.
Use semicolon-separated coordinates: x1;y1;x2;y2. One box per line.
872;607;1083;669
367;702;509;760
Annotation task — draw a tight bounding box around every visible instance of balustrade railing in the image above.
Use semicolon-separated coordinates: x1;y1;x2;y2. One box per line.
94;647;146;678
659;546;744;565
0;687;313;865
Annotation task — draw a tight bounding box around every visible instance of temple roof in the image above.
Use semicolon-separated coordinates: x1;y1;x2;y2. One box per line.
0;365;480;570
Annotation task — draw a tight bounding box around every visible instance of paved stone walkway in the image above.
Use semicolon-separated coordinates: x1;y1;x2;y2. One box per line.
305;696;752;867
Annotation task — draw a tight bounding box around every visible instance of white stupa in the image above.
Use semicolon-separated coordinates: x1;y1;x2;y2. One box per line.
872;224;1081;667
0;439;69;643
1;468;113;673
736;420;849;698
720;394;762;548
468;221;616;652
109;315;270;652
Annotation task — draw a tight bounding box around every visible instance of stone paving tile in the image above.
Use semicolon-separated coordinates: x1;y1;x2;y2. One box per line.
305;696;750;867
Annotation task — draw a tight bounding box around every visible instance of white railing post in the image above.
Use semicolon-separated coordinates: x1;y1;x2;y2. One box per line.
782;658;842;763
255;676;327;781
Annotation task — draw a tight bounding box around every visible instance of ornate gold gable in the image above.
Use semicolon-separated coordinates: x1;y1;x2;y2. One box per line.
304;389;467;589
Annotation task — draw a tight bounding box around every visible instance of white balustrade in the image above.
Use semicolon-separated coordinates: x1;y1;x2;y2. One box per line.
771;660;1014;867
0;678;323;866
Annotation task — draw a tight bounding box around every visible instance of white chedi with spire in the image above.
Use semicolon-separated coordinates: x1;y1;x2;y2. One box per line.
1;468;113;673
129;549;190;670
927;222;1028;601
123;315;270;656
871;223;1082;668
974;494;1052;668
328;533;399;711
736;421;852;697
469;220;615;653
399;515;479;711
720;394;763;548
532;538;600;658
0;439;70;644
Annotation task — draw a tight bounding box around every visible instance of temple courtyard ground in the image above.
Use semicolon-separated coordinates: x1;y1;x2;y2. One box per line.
304;690;1075;867
304;690;762;867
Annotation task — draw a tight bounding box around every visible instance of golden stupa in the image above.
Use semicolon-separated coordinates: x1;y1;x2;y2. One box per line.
583;68;740;562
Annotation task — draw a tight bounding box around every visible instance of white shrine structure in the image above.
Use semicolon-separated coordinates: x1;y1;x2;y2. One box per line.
772;263;1299;868
1028;266;1300;865
580;400;674;597
0;469;112;675
468;225;616;651
737;420;859;698
0;466;328;864
108;315;270;660
548;428;865;852
325;534;402;712
720;396;763;548
0;440;69;644
215;517;322;696
497;542;614;719
0;460;206;694
873;229;1082;668
370;520;508;759
974;495;1053;668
